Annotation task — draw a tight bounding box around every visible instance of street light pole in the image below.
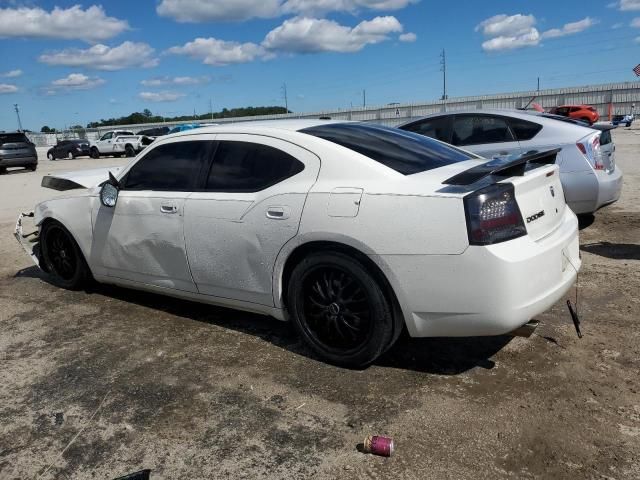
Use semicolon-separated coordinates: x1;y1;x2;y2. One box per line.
14;104;23;131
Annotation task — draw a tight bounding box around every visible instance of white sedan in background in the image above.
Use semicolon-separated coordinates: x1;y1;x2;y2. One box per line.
15;121;580;367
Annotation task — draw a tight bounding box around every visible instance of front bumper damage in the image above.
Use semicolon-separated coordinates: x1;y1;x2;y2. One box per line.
14;212;41;267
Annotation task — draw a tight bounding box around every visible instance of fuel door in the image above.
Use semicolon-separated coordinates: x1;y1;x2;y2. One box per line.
328;187;363;217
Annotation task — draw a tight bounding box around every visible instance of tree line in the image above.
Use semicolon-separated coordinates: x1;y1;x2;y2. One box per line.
41;106;289;132
85;106;289;129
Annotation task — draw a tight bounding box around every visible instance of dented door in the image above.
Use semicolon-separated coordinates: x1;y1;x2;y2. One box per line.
91;191;197;292
183;134;320;306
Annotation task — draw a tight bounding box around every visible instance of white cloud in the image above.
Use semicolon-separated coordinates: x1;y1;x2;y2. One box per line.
50;73;105;90
156;0;418;22
618;0;640;10
399;32;416;42
262;16;403;53
476;14;540;52
481;29;540;51
477;13;597;52
632;17;640;27
167;38;267;65
476;14;536;38
0;5;128;42
0;83;18;94
141;75;211;87
1;69;22;78
139;91;186;102
541;17;597;39
39;42;159;71
157;0;282;22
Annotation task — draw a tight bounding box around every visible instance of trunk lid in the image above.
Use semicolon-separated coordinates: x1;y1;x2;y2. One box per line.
440;149;567;242
509;165;566;241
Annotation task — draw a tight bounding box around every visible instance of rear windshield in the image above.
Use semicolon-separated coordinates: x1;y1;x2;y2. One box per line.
0;133;29;146
300;123;474;175
600;130;612;146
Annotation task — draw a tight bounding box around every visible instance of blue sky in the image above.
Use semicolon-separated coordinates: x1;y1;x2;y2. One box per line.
1;0;640;131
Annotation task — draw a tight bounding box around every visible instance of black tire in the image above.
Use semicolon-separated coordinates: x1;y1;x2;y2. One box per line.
90;147;100;159
67;151;75;160
40;220;90;290
125;144;135;157
28;164;37;171
47;152;55;160
0;167;6;174
287;251;394;367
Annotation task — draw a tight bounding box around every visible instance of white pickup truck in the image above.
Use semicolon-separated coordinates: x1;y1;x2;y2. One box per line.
90;130;153;158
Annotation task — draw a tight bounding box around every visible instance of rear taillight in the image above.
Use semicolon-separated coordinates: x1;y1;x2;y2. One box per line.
464;183;527;246
577;133;604;170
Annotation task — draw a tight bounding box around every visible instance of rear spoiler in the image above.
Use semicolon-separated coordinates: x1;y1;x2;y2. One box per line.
442;148;561;186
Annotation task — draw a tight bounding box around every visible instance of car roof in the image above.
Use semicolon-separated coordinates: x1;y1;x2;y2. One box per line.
167;119;349;138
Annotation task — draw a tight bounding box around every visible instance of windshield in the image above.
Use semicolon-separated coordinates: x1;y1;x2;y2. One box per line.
300;123;474;175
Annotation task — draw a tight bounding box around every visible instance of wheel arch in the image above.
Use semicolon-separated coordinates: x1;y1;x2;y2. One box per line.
275;237;407;341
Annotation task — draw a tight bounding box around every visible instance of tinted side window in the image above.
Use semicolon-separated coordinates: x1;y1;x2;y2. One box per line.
205;141;304;192
508;118;543;141
452;115;514;146
599;130;612;146
124;141;211;191
100;133;112;140
401;117;451;143
301;123;473;175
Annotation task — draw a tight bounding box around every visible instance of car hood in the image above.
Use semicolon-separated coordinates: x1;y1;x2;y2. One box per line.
41;166;123;191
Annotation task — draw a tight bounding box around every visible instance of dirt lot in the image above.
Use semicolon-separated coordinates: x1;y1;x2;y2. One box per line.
0;133;638;479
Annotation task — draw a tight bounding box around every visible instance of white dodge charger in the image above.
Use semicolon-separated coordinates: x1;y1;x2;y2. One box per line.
15;121;581;367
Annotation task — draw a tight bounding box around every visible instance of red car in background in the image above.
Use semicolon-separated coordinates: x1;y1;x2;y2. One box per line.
549;105;600;125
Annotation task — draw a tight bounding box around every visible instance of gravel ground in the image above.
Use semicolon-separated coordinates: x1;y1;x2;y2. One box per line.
0;131;638;479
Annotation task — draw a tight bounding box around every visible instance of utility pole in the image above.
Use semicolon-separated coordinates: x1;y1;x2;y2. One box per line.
14;104;23;131
281;83;288;112
363;89;366;108
537;77;540;92
440;49;447;111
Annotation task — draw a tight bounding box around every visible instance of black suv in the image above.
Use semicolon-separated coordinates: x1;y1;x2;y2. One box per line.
0;132;38;173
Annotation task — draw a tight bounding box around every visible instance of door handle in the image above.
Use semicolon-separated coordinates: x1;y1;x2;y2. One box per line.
266;206;290;220
160;204;178;214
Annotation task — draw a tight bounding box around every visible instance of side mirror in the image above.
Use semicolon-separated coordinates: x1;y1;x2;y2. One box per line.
100;171;120;207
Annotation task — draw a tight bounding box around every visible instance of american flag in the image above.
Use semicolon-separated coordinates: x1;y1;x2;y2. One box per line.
634;64;640;76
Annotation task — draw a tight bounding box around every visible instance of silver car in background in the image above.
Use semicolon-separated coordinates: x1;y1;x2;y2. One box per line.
398;109;623;214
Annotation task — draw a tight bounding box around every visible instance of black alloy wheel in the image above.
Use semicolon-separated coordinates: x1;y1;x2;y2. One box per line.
90;147;100;159
125;144;135;157
40;221;89;290
288;251;395;367
303;266;372;351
